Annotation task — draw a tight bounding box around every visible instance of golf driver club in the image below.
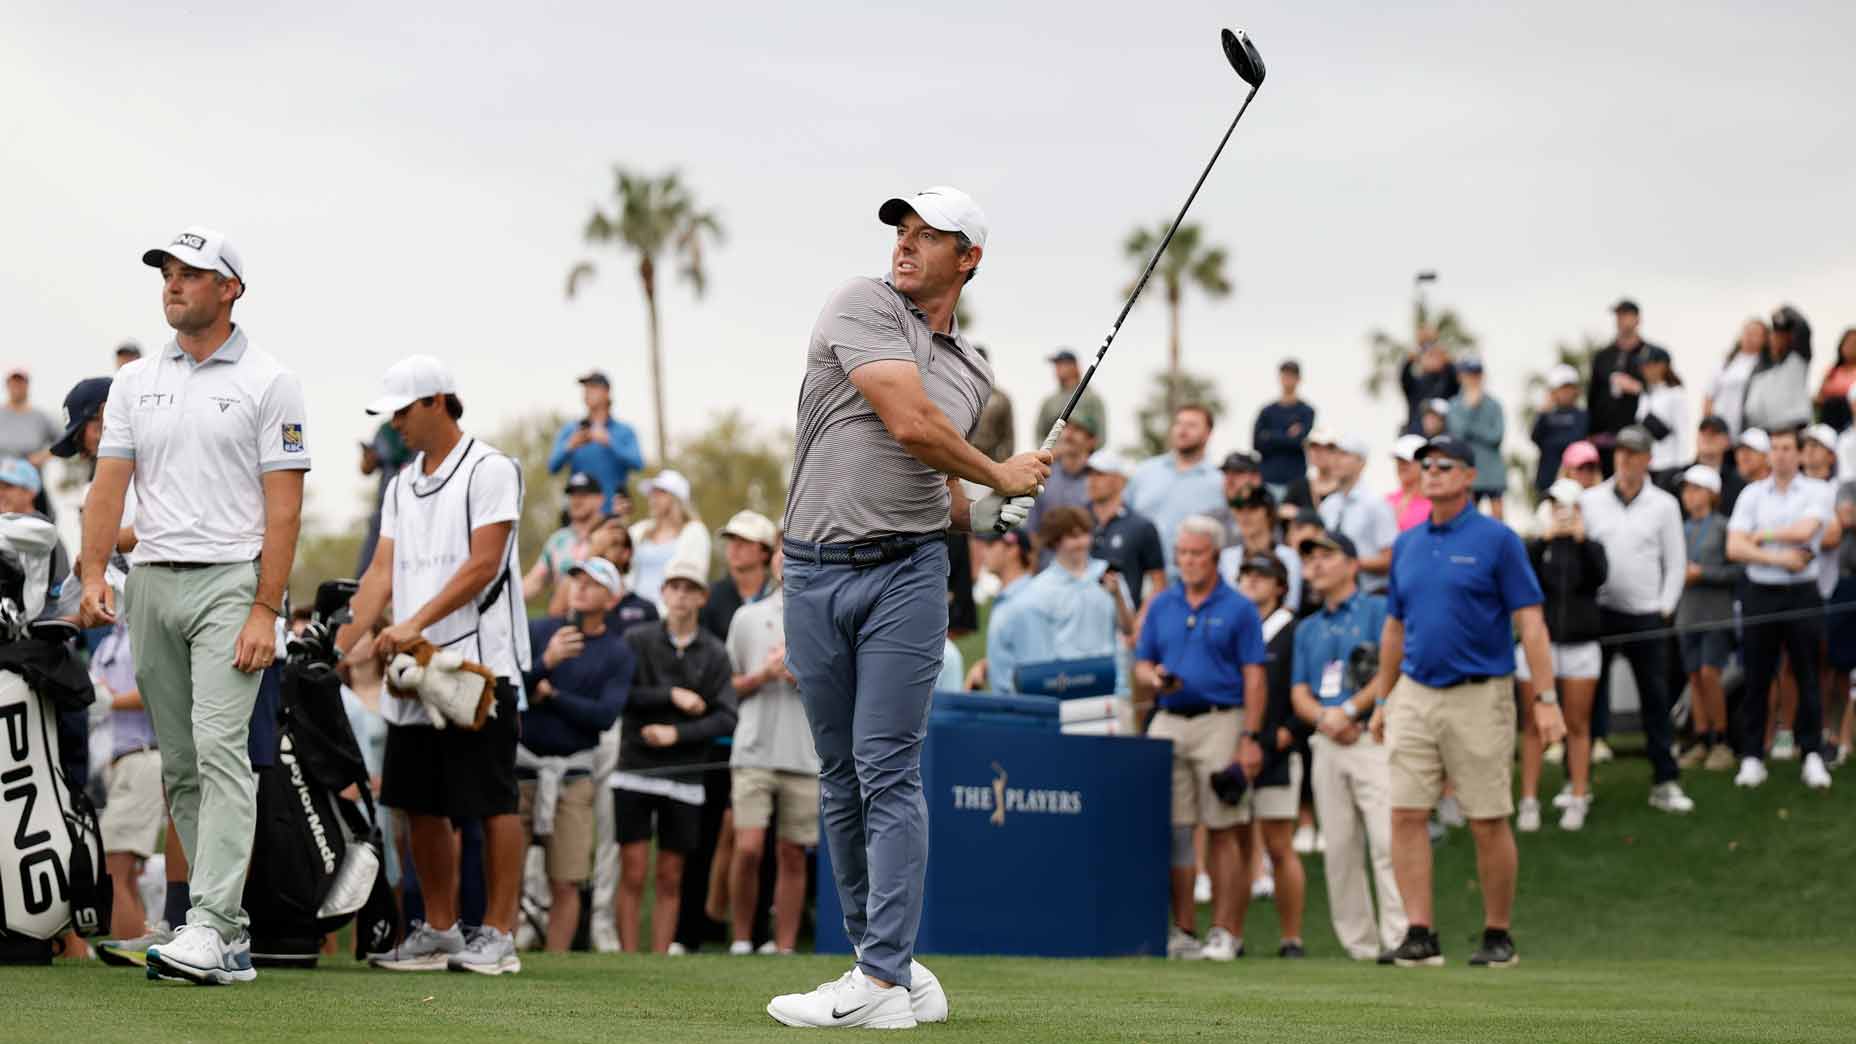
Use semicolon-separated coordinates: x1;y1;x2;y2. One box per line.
1021;28;1266;491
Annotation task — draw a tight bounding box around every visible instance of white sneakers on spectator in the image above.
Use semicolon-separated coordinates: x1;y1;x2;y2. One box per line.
1516;798;1541;833
145;923;256;985
591;920;620;954
667;942;688;956
1291;824;1321;854
1592;739;1615;764
448;926;521;976
1770;729;1798;761
369;921;464;971
1251;871;1275;901
1734;758;1769;788
731;940;755;956
1200;927;1242;961
1192;871;1212;904
1559;795;1589;832
1648;782;1695;814
767;960;946;1029
1167;927;1204;960
1802;752;1832;790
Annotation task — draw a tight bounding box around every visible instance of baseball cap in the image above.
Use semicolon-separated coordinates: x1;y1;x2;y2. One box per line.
1615;425;1655;453
877;186;989;249
662;557;710;592
1642;346;1672;366
365;355;458;416
1238;553;1289;583
1288;507;1325;530
1803;423;1837;450
1084;450;1130;478
1047;349;1078;364
640;468;692;507
1333;433;1370;459
1306;427;1339;448
577;370;611;387
565;471;601;495
564;557;624;596
1561;440;1600;469
114;342;142;360
1220;450;1260;474
1278;358;1301;375
1416;434;1474;465
5;366;27;380
1424;397;1452;417
142;225;245;289
1298;530;1358;559
0;458;41;496
720;509;778;549
1738;428;1771;454
1613;298;1640;315
1698;414;1730;434
1679;464;1721;495
1392;433;1429;462
1457;355;1485;374
1546;477;1586;505
1548;364;1581;389
51;376;112;458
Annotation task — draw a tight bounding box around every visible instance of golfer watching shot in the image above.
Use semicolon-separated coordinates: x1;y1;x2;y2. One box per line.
79;226;309;985
767;186;1051;1029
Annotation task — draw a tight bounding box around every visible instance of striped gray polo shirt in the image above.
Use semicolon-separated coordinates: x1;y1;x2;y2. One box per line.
783;276;992;544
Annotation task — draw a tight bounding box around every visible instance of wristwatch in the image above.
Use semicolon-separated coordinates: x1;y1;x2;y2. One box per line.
1342;702;1363;722
1536;689;1560;707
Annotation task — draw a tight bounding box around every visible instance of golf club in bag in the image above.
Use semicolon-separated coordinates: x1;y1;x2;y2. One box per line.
1002;28;1266;530
242;579;398;967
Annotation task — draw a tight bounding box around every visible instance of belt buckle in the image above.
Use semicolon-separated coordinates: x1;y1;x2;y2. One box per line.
848;540;887;567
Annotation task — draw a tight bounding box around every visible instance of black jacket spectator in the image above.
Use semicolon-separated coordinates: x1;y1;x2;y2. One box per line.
1400;358;1459;435
1256;609;1310;788
1254;400;1316;488
619;623;739;780
1588;342;1658;437
1530;406;1590;494
1527;535;1608;644
521;617;633;756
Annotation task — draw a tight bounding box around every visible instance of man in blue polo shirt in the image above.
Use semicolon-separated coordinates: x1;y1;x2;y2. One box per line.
1366;435;1565;970
1134;515;1266;962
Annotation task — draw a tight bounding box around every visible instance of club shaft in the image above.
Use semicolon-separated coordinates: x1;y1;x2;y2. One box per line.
1039;83;1261;453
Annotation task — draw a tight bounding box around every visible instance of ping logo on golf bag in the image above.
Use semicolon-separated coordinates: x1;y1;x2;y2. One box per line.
279;737;337;876
2;704;66;918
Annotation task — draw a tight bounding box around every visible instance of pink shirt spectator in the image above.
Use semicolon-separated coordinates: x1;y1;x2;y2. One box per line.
1387;490;1431;531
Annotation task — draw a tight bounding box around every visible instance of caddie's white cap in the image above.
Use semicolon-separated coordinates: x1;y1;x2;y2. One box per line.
365;355;458;416
1333;433;1370;459
720;509;778;549
878;186;989;249
1548;364;1581;389
142;225;245;289
640;468;693;508
1737;427;1771;454
1679;464;1721;494
1392;433;1429;462
1084;450;1131;478
1803;423;1837;450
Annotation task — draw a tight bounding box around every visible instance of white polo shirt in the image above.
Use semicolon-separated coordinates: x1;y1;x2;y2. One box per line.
1579;478;1686;615
97;328;310;564
1727;472;1834;587
378;435;530;726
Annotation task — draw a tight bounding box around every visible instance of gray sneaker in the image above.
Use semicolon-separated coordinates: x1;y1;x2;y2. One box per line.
447;926;521;976
369;921;464;972
98;922;173;968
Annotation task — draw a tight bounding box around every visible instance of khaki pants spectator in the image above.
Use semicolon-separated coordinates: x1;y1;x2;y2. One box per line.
1309;733;1407;959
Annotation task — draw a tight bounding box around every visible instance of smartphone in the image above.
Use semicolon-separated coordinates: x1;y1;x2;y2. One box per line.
565;609;582;630
577;419;591;431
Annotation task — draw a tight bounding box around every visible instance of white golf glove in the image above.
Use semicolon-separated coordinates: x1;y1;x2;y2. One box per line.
972;491;1034;533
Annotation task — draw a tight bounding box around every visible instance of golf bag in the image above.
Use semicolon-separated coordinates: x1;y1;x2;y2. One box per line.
242;580;397;967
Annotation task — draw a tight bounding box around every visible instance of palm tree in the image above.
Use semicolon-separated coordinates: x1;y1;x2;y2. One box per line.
1362;301;1479;399
1122;222;1232;416
566;168;724;463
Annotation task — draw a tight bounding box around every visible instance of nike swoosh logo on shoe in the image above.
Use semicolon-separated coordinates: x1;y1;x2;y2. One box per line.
830;1004;867;1020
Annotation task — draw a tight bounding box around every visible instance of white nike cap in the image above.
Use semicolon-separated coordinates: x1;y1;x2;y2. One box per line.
142;225;246;289
878;186;989;249
366;355;458;416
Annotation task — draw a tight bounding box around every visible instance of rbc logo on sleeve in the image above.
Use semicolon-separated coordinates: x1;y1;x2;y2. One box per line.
281;423;305;453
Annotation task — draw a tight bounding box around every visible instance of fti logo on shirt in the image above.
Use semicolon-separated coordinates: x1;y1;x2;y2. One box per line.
281;423;305;452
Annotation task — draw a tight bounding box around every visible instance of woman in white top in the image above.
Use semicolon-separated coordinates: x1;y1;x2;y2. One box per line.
1635;347;1689;477
626;468;709;609
1702;319;1767;436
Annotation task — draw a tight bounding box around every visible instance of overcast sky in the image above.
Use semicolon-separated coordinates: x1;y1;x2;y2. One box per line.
8;0;1854;532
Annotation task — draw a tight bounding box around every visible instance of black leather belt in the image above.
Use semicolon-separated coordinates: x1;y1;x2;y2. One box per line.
140;561;224;571
1161;703;1235;719
1441;675;1494;687
784;532;942;569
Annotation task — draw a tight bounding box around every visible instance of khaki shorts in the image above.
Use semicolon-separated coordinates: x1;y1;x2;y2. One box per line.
1244;752;1302;824
102;748;166;857
1149;708;1244;830
518;777;597;883
731;766;820;846
1386;675;1516;819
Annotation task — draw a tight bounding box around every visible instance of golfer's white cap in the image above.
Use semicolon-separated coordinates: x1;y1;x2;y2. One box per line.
1737;427;1771;454
365;355;457;416
640;468;693;507
1548;364;1581;389
1680;464;1721;494
1804;423;1838;450
878;186;988;249
1392;433;1429;462
142;225;245;287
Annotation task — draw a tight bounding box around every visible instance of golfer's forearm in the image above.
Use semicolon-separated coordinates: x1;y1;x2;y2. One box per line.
78;466;130;580
1514;608;1555;698
255;518;298;613
1243;667;1266;734
897;412;997;487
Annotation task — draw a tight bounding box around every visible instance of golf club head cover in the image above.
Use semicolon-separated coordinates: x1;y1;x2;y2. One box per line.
384;639;497;730
1209;763;1250;806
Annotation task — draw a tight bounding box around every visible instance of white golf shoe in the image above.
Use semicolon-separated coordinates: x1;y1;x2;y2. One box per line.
767;967;916;1029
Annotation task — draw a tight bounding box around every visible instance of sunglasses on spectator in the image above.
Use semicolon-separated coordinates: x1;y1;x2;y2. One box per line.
1419;459;1462;472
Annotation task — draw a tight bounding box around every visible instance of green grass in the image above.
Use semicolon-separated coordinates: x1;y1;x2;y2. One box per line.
9;750;1853;1042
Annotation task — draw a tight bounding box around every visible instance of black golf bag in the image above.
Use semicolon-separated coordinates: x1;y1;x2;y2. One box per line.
242;580;398;967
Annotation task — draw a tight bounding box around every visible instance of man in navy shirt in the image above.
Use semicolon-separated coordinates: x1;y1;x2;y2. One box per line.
1366;435;1565;970
547;371;645;514
1134;515;1267;962
1253;359;1316;500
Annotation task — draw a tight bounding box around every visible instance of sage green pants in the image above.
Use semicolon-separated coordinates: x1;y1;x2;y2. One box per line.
126;562;262;940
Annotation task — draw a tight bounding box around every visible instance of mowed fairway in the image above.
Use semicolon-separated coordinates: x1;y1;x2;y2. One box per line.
9;750;1853;1043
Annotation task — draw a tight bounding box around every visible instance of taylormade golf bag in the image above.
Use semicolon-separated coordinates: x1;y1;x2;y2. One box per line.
242;580;397;967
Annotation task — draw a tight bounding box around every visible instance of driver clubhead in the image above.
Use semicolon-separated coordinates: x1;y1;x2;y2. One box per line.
1221;28;1266;87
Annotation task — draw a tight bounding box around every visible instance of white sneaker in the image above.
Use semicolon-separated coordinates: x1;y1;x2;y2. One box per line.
1551;785;1576;810
447;926;521;976
591;919;620;954
1291;824;1317;854
1559;796;1589;832
666;942;688;956
1648;782;1695;815
1802;752;1832;790
1771;730;1798;761
1437;795;1466;829
730;940;755;956
1734;758;1768;788
909;959;948;1023
1193;871;1212;904
1312;829;1327;853
1200;927;1241;961
146;924;255;985
1592;739;1615;764
1516;798;1541;833
1251;872;1275;901
1167;926;1205;960
369;921;464;971
766;967;916;1029
1543;741;1565;765
757;940;785;956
